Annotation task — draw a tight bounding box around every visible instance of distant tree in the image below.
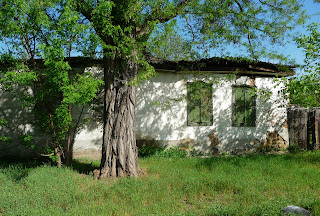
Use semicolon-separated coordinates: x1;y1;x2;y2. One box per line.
0;0;306;177
284;22;320;107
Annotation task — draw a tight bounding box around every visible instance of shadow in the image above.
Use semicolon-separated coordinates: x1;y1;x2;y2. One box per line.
0;86;42;159
69;159;100;175
0;157;53;182
0;65;104;161
66;66;104;161
0;155;102;181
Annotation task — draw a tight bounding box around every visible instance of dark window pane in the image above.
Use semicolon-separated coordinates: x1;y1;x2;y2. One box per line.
232;86;256;127
187;82;213;126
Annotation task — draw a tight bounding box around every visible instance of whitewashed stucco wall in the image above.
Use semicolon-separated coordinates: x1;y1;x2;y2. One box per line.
0;68;289;158
136;71;289;153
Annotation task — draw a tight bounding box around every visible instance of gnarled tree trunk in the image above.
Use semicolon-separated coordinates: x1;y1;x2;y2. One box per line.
94;54;142;178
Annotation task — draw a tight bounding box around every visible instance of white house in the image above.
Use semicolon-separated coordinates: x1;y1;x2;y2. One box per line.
0;57;293;159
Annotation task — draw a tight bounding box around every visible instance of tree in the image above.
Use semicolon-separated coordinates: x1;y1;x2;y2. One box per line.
284;22;320;107
73;0;306;178
1;0;306;178
0;0;102;166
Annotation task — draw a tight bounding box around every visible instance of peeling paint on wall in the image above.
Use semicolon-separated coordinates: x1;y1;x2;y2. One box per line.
261;130;287;149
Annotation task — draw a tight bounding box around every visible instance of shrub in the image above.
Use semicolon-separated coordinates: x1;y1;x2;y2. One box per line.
137;140;165;157
154;146;187;158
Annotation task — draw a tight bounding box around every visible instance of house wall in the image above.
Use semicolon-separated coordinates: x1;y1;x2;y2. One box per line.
136;72;289;154
0;68;289;159
0;85;38;158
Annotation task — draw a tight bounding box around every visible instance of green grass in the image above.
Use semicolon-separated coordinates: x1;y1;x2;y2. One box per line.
1;152;320;215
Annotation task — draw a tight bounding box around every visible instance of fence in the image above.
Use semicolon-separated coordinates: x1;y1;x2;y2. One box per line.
287;107;320;150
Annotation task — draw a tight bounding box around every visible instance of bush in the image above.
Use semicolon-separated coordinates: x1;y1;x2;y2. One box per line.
138;144;165;157
138;140;189;158
138;140;200;158
137;139;165;157
154;146;187;158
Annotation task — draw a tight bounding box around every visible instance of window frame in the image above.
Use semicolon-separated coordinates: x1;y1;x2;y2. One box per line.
232;85;256;127
187;81;213;126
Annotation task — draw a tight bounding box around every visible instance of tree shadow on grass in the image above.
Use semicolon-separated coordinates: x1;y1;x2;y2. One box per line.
0;157;52;182
0;157;101;181
70;158;100;175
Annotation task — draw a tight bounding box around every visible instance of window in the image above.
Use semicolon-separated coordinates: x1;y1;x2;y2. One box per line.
232;86;256;127
187;82;213;126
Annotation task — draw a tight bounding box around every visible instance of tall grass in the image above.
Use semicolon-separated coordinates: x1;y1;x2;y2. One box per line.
0;152;320;215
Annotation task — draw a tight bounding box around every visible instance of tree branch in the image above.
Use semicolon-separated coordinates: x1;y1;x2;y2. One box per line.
138;0;191;36
73;0;93;21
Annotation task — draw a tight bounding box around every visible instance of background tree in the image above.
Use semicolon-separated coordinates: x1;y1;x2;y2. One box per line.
0;0;102;166
284;22;320;107
1;0;306;177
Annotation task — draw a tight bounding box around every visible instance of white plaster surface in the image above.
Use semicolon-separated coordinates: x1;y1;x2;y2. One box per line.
0;68;289;158
136;72;289;153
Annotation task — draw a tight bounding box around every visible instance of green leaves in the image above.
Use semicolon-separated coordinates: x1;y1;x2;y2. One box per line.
0;0;104;159
0;119;13;143
284;23;320;108
62;74;103;105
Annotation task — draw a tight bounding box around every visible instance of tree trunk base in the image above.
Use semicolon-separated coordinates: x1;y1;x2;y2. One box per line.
92;168;145;179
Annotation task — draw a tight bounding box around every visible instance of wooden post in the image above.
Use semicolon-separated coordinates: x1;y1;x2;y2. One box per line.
315;109;320;150
307;109;315;150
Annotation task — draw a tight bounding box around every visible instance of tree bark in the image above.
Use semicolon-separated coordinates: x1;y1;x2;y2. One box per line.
54;145;62;168
95;54;142;178
65;106;72;166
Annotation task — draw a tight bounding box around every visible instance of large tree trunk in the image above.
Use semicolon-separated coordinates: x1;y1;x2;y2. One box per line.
94;54;142;178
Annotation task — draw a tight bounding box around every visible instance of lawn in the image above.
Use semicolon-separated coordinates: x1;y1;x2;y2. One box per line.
0;152;320;215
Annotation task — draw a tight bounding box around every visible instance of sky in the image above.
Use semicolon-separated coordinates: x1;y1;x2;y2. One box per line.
279;0;320;66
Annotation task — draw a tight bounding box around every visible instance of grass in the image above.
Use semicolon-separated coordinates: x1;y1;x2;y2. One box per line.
0;152;320;215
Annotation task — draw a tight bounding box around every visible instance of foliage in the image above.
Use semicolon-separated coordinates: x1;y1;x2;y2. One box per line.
1;152;320;214
155;146;188;158
147;0;306;62
284;23;320;107
138;142;165;157
0;119;12;143
0;1;103;165
138;142;198;158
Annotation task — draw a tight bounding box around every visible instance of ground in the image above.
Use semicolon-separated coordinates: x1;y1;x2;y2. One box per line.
0;151;319;215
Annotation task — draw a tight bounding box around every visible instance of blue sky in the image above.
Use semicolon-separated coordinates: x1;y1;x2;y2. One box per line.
279;0;320;66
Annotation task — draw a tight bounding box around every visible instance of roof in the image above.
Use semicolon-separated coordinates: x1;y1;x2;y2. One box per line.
1;56;295;77
147;56;295;77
